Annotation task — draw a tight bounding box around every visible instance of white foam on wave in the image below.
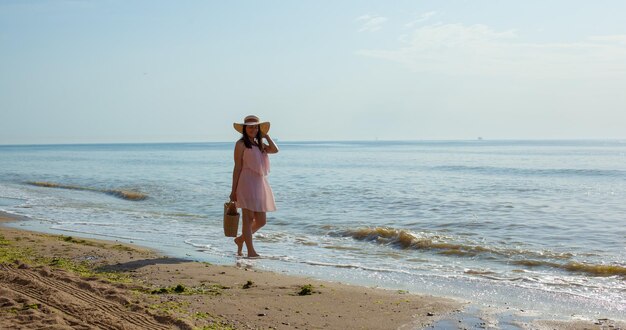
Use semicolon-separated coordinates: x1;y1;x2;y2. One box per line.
183;239;211;249
296;259;410;274
57;221;117;227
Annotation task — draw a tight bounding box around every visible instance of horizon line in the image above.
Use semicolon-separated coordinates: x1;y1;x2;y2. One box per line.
1;137;625;147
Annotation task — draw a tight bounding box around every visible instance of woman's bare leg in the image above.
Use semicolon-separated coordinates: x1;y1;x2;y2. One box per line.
252;211;266;232
235;210;266;257
234;235;244;256
241;209;258;257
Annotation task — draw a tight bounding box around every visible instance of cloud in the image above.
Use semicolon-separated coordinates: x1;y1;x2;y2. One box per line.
588;35;626;45
356;14;388;32
356;23;626;77
405;11;437;28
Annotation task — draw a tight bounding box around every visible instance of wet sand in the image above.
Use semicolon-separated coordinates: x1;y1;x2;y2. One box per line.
1;212;623;329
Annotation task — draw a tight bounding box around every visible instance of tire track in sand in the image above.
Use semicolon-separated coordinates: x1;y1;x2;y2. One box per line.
0;264;176;330
9;265;130;315
1;285;100;329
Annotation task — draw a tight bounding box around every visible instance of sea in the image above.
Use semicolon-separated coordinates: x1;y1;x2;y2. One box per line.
1;140;624;321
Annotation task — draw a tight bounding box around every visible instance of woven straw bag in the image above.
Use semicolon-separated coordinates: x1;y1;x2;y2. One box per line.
223;201;240;237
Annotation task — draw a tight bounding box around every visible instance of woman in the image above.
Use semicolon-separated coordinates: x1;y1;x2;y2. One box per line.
230;115;279;257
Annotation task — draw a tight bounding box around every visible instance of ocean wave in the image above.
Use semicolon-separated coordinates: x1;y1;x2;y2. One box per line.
300;260;407;274
184;239;210;249
464;269;497;276
339;227;499;256
339;227;626;277
338;227;570;259
26;181;147;201
434;165;625;178
511;260;626;277
58;221;117;227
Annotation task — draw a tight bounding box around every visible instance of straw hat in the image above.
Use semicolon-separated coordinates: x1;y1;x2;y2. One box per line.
233;115;270;135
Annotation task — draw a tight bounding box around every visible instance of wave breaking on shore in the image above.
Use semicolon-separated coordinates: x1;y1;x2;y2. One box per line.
26;181;147;201
339;226;626;277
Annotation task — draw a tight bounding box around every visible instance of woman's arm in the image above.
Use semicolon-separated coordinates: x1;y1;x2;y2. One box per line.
230;141;245;201
263;134;279;154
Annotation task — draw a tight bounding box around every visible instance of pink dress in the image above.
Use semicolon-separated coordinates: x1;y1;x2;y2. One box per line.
236;147;276;212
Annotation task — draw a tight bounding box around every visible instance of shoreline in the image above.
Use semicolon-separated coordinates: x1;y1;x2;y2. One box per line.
1;212;623;329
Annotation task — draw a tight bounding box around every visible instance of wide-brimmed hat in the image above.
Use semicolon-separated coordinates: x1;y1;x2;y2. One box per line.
233;115;270;135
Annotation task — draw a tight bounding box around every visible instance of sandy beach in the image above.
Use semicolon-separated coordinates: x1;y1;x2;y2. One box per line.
1;212;623;330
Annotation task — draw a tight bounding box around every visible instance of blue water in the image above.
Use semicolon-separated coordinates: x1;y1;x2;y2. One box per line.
1;140;625;320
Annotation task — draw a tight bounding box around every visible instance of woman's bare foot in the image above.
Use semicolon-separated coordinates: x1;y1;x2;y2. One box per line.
234;237;244;256
247;252;260;258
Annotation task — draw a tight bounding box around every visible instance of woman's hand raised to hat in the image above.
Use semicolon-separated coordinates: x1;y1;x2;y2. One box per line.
263;134;279;154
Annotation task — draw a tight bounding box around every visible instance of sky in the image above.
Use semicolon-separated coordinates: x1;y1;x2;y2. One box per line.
1;0;625;144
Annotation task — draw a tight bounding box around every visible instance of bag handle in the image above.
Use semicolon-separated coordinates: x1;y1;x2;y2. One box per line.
225;200;238;215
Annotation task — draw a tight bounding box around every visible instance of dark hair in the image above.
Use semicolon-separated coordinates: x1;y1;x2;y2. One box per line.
240;125;264;152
